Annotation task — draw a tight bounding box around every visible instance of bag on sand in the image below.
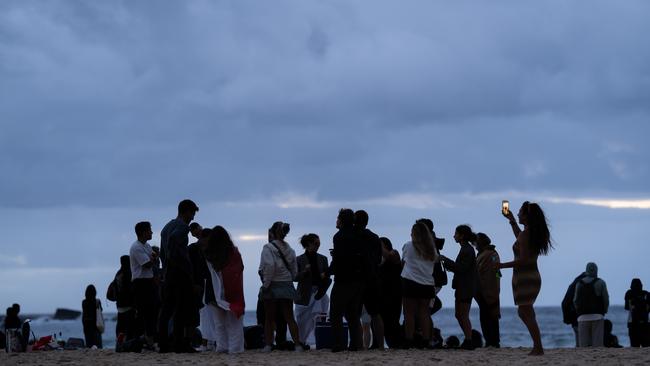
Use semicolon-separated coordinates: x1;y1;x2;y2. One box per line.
243;325;264;350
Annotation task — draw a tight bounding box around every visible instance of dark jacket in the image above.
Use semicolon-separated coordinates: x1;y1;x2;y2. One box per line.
562;273;586;325
475;245;501;309
114;269;134;309
330;227;364;283
295;252;329;306
444;243;477;300
359;228;382;284
82;299;99;332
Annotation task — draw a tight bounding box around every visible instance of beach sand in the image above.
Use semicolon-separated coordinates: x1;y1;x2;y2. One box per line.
2;347;649;366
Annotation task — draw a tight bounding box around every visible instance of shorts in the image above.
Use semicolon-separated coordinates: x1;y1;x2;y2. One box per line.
401;278;435;299
260;281;296;301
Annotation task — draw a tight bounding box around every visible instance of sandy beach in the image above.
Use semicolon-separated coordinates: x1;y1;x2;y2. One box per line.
2;347;649;366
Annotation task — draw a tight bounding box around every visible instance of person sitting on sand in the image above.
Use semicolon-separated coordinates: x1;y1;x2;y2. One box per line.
4;304;21;330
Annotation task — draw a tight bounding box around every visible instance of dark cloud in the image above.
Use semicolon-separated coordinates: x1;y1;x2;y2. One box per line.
1;1;649;208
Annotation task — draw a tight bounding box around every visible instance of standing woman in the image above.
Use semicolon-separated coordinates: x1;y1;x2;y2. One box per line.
379;237;403;349
499;201;552;356
294;233;330;349
400;222;438;349
204;226;246;353
82;284;103;349
440;225;477;350
258;221;304;352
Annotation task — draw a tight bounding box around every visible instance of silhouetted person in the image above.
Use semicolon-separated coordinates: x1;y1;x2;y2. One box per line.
204;226;246;353
82;284;103;348
625;278;650;347
499;201;552;356
354;210;385;349
329;208;364;352
130;221;158;347
379;237;402;349
159;199;200;353
401;222;438;349
188;225;209;337
574;262;609;347
603;319;622;348
562;271;587;346
473;233;501;348
258;221;304;352
112;255;136;341
440;225;477;350
4;304;21;329
294;233;330;348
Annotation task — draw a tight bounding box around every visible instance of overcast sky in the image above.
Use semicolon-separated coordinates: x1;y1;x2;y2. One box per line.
1;1;649;314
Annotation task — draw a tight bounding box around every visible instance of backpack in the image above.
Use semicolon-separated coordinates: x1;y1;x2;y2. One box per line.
106;280;117;302
629;291;649;323
575;279;605;316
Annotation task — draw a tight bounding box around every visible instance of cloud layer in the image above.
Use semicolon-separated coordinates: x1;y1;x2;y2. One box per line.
1;1;649;209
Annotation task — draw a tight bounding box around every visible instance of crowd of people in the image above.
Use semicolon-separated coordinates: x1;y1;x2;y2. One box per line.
562;264;650;348
3;197;636;355
76;199;561;355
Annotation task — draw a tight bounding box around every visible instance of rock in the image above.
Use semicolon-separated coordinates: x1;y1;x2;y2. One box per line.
53;308;81;320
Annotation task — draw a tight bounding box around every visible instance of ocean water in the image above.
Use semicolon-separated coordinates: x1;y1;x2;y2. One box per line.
13;306;631;349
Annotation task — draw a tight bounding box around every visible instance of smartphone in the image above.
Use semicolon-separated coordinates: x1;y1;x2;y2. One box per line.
502;200;510;215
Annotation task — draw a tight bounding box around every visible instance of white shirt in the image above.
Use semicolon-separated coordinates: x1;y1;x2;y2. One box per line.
401;241;436;286
130;240;154;280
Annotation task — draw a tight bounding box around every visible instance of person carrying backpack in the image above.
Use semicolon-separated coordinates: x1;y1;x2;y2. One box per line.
573;262;609;347
561;271;587;347
624;278;650;347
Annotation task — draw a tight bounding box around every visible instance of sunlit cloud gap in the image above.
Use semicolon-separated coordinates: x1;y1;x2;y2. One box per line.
238;234;267;242
547;198;650;209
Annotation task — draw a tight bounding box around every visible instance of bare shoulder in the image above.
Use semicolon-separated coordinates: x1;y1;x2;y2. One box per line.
517;230;531;244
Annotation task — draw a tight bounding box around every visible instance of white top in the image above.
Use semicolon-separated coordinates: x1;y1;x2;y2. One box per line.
206;262;231;311
258;240;297;288
129;240;154;280
401;241;437;286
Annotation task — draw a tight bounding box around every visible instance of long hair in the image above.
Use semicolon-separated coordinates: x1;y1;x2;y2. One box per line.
85;284;97;300
205;226;235;271
412;222;436;261
523;201;552;256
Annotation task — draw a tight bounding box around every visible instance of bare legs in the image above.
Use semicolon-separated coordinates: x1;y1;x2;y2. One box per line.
403;298;432;346
264;299;302;348
455;300;472;342
518;305;543;355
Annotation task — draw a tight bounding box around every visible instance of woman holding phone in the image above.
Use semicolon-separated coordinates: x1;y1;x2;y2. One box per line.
499;201;552;355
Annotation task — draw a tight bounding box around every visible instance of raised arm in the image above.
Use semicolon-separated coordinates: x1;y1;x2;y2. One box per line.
503;210;522;238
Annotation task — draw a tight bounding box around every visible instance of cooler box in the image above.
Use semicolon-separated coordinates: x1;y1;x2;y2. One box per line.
314;316;348;350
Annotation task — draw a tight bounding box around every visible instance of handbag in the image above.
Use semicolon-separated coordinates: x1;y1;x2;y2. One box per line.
95;299;105;334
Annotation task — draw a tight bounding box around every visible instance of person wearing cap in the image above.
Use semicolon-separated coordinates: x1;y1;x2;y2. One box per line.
573;262;609;347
